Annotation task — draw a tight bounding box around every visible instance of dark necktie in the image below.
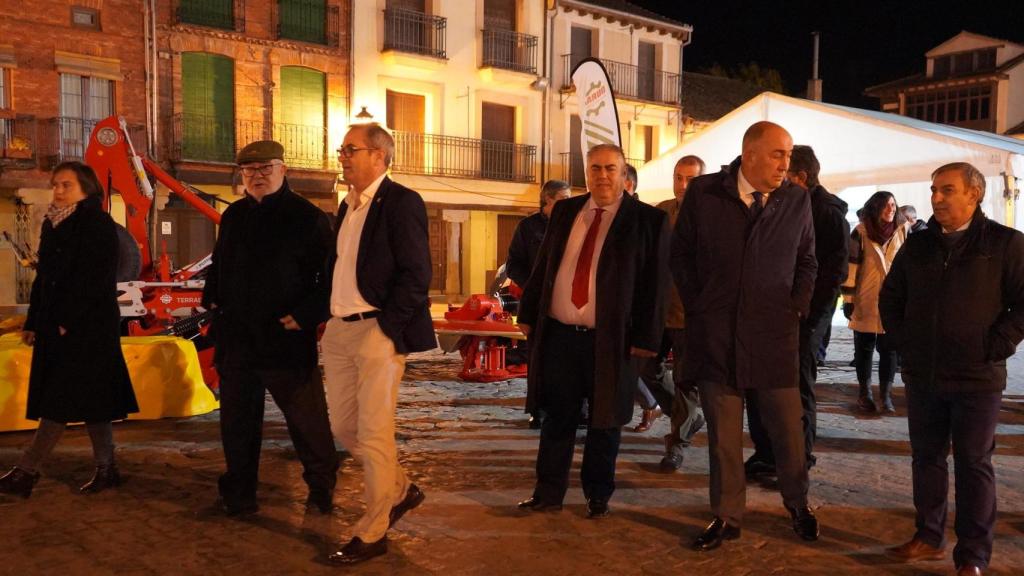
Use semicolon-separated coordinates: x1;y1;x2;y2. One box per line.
571;208;605;309
751;191;764;220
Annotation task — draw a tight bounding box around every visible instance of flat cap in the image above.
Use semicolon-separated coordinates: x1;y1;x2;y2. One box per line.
237;140;284;164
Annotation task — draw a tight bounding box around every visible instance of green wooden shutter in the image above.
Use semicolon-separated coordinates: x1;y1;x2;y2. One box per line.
178;0;234;30
279;0;326;45
279;66;325;168
182;53;235;162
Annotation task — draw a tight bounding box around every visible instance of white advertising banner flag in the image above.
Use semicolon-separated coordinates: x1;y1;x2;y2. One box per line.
571;58;622;161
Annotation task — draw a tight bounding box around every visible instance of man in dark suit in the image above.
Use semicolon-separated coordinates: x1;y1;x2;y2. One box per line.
322;123;437;565
673;121;820;551
201;140;338;517
880;162;1024;576
516;144;670;518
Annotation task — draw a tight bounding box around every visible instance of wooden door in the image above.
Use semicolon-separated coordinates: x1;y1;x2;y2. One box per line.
427;209;446;293
386;90;425;172
481;102;515;180
638;41;656;100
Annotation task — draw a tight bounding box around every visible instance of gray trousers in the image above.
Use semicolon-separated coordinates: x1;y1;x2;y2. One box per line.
700;381;808;525
667;328;701;445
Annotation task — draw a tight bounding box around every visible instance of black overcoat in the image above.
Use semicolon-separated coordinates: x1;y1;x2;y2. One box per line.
518;192;670;429
24;195;138;423
672;157;817;390
202;181;333;371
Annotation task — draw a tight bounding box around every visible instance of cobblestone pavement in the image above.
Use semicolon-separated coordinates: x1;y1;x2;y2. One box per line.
1;327;1022;575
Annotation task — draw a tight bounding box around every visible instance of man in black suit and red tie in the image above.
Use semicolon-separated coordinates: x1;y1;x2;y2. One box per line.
515;143;670;518
322;123;437;565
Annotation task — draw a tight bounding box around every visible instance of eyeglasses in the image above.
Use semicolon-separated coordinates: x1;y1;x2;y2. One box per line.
337;144;378;159
239;162;282;177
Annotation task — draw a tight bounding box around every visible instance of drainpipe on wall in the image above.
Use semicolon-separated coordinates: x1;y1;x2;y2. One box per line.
346;0;353;125
540;0;555;185
678;28;692;141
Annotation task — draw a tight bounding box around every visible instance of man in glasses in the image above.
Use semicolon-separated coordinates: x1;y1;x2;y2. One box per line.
323;124;436;565
202;140;339;517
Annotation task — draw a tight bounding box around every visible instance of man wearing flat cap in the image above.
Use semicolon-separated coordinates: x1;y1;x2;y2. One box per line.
202;140;339;516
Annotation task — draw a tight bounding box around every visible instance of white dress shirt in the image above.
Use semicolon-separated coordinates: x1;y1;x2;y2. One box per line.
737;167;764;208
549;193;623;328
330;173;387;318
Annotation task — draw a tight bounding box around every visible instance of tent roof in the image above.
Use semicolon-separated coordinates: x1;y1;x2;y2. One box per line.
636;92;1024;207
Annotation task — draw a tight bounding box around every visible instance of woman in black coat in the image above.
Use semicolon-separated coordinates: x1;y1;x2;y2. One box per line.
0;161;137;498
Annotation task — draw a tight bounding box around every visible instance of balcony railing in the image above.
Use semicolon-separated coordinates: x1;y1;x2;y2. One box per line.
383;8;447;60
273;0;340;47
482;29;537;74
562;55;681;106
0;114;37;164
41;117;145;166
169;114;338;170
560;152;645;189
173;0;246;33
392;131;535;183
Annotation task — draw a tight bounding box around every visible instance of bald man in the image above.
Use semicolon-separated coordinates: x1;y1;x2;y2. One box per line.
672;121;819;551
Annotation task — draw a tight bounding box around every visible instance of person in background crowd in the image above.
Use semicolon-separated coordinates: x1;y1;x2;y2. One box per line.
673;121;819;551
880;162;1024;576
0;161;138;498
516;144;669;519
841;191;911;414
900;205;928;234
656;155;707;472
745;145;848;478
202;141;338;517
506;180;571;429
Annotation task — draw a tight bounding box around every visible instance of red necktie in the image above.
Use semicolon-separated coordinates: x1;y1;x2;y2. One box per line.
571;208;604;309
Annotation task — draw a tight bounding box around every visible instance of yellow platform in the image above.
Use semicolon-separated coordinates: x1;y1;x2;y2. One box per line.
0;333;218;432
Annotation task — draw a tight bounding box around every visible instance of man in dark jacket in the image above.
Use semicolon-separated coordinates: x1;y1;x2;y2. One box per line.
323;124;437;565
516;144;670;519
880;162;1024;576
673;121;819;551
202;140;338;517
746;144;849;476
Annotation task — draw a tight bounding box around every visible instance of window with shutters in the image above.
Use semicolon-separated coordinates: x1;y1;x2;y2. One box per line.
278;66;327;169
638;42;656;101
278;0;327;45
56;73;114;161
0;69;8;110
181;52;235;162
387;90;426;172
481;102;515;181
177;0;235;31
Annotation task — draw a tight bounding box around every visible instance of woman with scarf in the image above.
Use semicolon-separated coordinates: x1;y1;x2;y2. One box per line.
841;191;911;414
0;161;137;498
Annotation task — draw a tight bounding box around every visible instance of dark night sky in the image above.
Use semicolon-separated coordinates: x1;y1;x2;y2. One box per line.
630;0;1024;108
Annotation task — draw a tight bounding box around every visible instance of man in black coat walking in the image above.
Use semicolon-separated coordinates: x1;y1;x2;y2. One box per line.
202;140;338;517
516;144;670;519
673;121;820;551
746;144;849;476
880;162;1024;576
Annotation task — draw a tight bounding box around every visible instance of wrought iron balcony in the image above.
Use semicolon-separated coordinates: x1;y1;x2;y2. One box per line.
392;131;535;183
560;152;646;189
0;114;37;165
561;55;681;106
173;0;246;33
273;0;341;47
482;29;537;74
383;8;447;60
41;117;145;167
169;114;338;170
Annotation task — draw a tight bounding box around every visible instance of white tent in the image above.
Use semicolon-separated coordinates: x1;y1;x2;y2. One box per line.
638;92;1024;227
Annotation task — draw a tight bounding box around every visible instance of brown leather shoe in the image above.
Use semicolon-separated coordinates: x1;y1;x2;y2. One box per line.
886;538;946;562
633;405;662;433
957;565;983;575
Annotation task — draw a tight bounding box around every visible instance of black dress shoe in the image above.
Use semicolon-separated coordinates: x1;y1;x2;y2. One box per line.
528;415;543;429
79;465;121;494
788;506;820;541
744;458;777;479
389;484;425;527
586;498;610;519
0;466;40;499
692;517;741;551
326;536;388;565
306;489;333;514
517;496;562;512
220;499;259;517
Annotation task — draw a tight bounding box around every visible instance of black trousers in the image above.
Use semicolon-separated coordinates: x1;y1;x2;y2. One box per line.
854;330;897;386
906;384;1002;570
533;320;621;504
217;364;339;505
747;310;829;466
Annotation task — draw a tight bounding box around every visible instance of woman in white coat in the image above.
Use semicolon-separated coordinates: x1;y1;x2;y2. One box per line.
841;191;911;414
